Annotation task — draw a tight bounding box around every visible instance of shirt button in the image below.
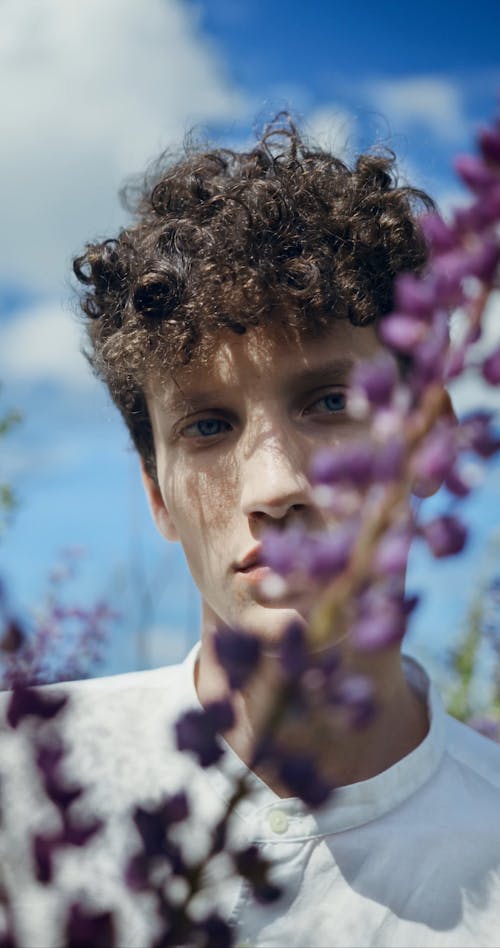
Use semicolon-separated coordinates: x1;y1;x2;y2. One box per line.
268;809;289;834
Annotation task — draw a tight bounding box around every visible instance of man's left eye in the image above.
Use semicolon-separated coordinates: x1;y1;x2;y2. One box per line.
307;392;346;414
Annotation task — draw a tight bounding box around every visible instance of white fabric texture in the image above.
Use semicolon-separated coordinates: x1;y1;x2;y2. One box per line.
1;646;500;947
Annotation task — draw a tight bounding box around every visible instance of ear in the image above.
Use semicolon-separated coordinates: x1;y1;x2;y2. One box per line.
140;462;180;542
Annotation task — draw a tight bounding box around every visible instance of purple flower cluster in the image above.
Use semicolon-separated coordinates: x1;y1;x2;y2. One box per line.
0;549;118;690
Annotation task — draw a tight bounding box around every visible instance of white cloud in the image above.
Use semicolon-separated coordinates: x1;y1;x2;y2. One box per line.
0;0;245;291
305;105;357;160
366;76;468;144
0;301;93;388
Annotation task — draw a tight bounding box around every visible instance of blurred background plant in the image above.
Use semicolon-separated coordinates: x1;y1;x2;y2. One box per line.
0;385;21;538
444;531;500;739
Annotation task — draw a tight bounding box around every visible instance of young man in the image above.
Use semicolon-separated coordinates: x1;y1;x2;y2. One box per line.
3;118;500;947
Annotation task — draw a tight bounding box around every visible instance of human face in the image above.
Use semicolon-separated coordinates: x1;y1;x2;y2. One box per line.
143;323;383;646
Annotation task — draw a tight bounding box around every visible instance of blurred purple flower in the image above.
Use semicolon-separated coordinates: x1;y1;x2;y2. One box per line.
175;700;235;767
6;686;67;729
373;437;405;483
233;845;282;904
214;628;262;690
423;515;467;558
32;832;62;884
411;423;457;496
279;622;308;679
454;154;499;193
278;753;333;807
261;527;305;576
306;527;355;581
0;620;24;653
465;240;500;283
444;467;472;498
198;913;234;948
378;313;427;353
395;272;438;317
310;440;374;488
64;903;115;948
482;347;500;385
335;674;375;728
478;123;500;165
63;816;104;848
460;411;500;458
349;354;398;409
420;213;457;254
467;715;500;742
351;589;416;651
374;525;413;576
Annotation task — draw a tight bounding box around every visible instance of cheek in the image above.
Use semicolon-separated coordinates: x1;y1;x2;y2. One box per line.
166;463;239;560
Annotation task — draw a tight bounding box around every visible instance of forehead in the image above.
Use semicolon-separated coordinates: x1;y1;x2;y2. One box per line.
150;321;382;407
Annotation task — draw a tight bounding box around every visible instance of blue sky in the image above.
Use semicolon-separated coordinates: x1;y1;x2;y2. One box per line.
0;0;499;688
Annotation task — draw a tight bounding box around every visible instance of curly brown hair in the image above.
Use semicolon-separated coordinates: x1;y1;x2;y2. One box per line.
73;113;434;481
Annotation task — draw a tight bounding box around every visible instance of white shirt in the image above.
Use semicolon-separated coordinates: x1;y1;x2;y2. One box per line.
1;646;499;947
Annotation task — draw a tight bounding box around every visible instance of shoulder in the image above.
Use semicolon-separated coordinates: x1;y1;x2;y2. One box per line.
444;712;500;790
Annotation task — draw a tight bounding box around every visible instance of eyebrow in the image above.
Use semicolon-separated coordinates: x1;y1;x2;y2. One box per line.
163;358;356;416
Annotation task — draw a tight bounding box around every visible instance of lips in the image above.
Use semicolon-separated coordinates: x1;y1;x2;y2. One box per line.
234;546;263;572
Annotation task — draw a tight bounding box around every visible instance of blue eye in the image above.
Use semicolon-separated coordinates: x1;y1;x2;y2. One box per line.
310;392;346;414
183;418;232;438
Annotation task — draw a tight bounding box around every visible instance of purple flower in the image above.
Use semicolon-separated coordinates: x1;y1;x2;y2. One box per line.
306;527;354;581
461;411;500;458
214;627;262;690
32;832;62;884
198;913;234;948
411;423;457;496
454;154;499;193
373;437;405;483
413;310;449;384
175;700;235;767
134;803;177;859
124;853;151;892
233;845;282;904
351;589;414;651
0;620;24;653
261;527;305;576
467;715;500;742
395;272;438;318
64;903;115;948
423;515;467;558
278;753;333;807
431;252;469;307
63;816;104;848
478;124;500;165
334;674;375;728
349;354;398;409
6;686;67;728
279;621;308;679
444;467;472;498
310;440;375;488
420;213;457;253
482;347;500;385
374;525;413;576
465;240;500;283
378;313;427;353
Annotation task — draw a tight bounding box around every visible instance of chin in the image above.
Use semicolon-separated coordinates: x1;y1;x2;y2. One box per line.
236;602;308;651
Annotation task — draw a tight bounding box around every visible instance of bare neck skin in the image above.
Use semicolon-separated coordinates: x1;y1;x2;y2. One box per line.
195;602;429;795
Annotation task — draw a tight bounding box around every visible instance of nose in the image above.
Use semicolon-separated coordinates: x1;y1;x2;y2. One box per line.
240;432;311;524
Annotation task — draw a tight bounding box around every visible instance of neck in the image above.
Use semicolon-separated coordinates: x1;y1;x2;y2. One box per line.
195;609;429;796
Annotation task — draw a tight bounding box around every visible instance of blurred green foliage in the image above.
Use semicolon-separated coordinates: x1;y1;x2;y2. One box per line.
0;386;21;536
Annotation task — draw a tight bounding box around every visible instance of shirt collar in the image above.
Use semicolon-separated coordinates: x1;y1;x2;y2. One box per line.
180;643;446;837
